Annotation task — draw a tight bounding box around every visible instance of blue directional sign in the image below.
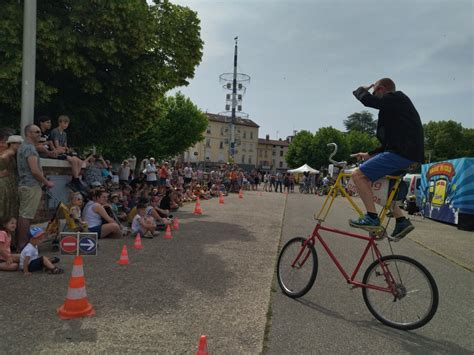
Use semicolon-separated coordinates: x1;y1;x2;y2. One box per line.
78;233;98;255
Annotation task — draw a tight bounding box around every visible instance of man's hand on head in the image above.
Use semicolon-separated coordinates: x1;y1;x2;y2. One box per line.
361;84;374;91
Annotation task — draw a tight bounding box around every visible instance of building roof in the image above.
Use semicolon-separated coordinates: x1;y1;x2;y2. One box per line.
258;138;290;146
206;113;260;128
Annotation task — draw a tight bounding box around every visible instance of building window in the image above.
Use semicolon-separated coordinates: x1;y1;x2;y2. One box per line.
272;150;276;156
264;151;268;158
280;150;283;157
259;149;262;157
279;161;283;168
241;154;245;164
206;126;211;134
249;143;253;152
243;131;247;139
243;142;246;152
248;156;252;164
250;132;253;139
219;141;224;149
220;127;225;136
206;139;211;148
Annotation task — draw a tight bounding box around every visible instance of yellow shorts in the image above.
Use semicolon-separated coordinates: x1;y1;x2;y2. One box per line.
18;185;42;219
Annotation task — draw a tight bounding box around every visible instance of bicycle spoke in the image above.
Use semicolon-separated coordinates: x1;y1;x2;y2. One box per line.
362;256;438;330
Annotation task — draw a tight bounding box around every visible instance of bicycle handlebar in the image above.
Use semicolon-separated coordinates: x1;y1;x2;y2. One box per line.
327;143;347;167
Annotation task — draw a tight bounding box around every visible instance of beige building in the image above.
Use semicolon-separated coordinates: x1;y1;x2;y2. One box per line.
257;135;290;171
184;113;259;168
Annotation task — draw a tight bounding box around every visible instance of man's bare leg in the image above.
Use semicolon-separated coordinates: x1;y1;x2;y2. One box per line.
351;168;377;214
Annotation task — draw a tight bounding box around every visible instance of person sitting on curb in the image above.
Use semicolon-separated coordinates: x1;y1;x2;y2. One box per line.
82;188;122;239
131;202;158;239
20;226;63;275
0;216;20;271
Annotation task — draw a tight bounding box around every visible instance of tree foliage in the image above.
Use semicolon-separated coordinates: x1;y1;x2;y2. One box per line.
286;130;315;169
0;0;203;157
345;130;379;156
343;111;377;136
424;120;473;161
104;92;208;164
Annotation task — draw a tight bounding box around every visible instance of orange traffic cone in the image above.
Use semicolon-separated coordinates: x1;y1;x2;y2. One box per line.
164;224;173;239
133;233;143;250
194;197;202;215
173;217;180;230
239;189;243;199
219;192;225;204
57;256;95;320
117;245;129;265
196;335;209;355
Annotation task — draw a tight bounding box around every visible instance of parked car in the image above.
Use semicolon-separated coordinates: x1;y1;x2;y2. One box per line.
402;173;421;214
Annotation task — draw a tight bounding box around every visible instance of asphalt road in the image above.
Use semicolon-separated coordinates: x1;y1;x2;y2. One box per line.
1;191;472;354
0;192;285;353
265;193;474;354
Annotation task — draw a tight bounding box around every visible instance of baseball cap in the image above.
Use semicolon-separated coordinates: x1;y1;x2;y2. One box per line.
28;226;45;240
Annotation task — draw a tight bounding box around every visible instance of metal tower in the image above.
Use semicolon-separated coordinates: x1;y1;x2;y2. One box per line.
219;37;250;161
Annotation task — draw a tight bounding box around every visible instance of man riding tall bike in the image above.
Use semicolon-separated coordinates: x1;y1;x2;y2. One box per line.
349;78;424;241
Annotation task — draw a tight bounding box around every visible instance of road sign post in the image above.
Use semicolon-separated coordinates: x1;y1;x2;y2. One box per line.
60;232;98;256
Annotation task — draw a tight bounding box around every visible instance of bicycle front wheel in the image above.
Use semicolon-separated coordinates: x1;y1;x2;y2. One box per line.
362;255;438;330
277;237;318;298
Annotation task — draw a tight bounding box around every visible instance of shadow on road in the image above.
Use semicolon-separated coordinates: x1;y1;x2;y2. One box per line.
295;298;471;354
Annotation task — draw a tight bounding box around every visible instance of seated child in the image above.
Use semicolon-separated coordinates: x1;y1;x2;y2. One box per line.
20;227;63;275
131;202;158;239
0;216;20;271
69;192;88;231
110;193;127;222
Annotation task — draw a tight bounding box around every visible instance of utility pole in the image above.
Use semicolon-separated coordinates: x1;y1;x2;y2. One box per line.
219;38;250;164
230;37;238;160
20;0;37;135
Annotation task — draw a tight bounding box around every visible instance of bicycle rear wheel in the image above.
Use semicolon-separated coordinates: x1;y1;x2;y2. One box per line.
277;237;318;298
362;255;438;330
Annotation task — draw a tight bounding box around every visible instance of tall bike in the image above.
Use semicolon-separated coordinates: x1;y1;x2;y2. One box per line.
277;144;438;330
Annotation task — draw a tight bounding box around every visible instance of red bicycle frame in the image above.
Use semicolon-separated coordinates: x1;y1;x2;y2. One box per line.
293;223;397;293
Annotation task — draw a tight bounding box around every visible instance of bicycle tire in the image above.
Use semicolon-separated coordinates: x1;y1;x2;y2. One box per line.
277;237;318;298
362;255;438;330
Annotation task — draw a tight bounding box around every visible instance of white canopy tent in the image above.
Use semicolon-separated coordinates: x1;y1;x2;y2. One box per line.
287;164;319;174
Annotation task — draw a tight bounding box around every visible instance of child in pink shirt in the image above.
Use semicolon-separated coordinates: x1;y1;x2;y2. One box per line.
0;216;20;271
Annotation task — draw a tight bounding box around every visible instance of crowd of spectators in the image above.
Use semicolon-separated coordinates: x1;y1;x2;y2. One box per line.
2;110;420;278
1;116;309;276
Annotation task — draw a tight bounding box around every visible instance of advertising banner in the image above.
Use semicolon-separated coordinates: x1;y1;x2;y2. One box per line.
420;158;474;225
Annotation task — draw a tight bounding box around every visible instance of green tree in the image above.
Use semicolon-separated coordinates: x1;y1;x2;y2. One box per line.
345;130;379;156
424;120;466;161
285;130;316;168
0;0;203;153
313;126;350;169
343;111;377;136
460;128;474;158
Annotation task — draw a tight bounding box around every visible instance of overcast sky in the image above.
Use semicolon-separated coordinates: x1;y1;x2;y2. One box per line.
170;0;473;140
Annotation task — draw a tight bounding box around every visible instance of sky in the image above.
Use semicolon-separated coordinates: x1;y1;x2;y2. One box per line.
169;0;473;140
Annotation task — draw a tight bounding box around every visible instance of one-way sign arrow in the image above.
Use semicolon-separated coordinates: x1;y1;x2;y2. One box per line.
78;234;98;255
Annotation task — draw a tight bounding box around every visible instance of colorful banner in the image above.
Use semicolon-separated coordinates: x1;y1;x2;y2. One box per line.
420;158;474;224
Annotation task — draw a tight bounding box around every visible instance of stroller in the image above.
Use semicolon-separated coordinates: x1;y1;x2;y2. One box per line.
43;188;86;251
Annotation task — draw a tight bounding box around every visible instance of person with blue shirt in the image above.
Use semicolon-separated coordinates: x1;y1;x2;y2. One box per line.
349;78;424;241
